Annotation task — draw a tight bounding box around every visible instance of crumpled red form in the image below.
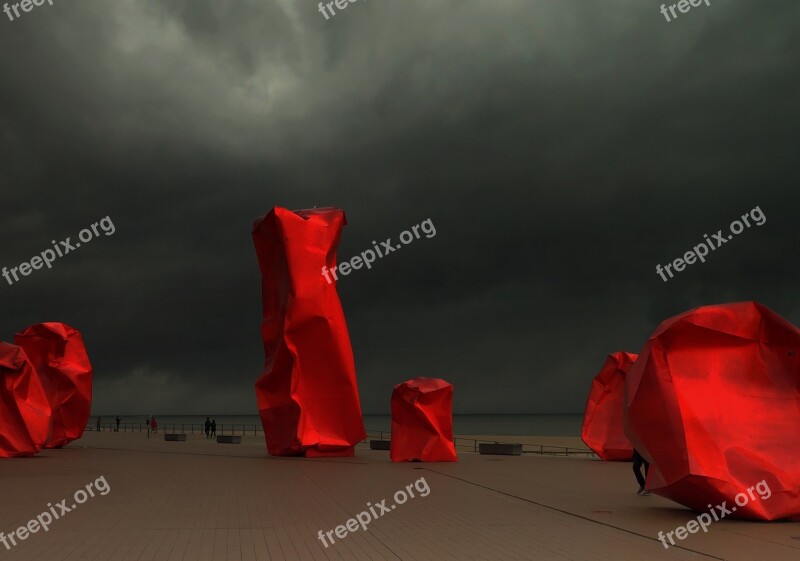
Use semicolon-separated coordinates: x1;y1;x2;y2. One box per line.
625;301;800;520
252;207;366;457
391;378;457;462
581;351;637;461
0;342;52;458
15;323;93;449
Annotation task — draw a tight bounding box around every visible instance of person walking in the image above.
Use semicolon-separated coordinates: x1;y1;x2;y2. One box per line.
96;417;102;431
115;416;121;432
151;416;158;433
205;417;211;439
210;420;217;438
633;449;651;495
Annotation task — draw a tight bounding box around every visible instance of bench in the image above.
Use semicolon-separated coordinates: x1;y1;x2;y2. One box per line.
369;440;391;450
164;433;187;442
478;442;522;456
217;435;242;444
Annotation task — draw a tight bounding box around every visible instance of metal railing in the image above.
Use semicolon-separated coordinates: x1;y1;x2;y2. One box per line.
364;429;595;457
85;423;594;457
86;422;266;435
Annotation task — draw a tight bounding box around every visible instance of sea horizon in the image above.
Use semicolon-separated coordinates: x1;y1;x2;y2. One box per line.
93;414;584;437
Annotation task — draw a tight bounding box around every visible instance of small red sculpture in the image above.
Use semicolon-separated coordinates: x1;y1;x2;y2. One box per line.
581;351;637;461
15;323;93;449
625;301;800;521
0;342;52;458
391;377;457;462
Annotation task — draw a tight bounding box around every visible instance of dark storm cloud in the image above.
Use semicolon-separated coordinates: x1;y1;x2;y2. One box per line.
0;0;798;416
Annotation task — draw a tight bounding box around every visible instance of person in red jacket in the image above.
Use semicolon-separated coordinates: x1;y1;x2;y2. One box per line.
150;416;158;433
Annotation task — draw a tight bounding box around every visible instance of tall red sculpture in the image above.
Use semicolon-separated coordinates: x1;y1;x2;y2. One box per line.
15;323;93;449
581;351;637;461
252;207;366;457
0;342;52;458
625;301;800;521
390;378;457;462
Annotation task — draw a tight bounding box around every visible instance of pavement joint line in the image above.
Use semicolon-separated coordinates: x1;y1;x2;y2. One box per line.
293;462;405;559
419;467;727;561
68;445;372;465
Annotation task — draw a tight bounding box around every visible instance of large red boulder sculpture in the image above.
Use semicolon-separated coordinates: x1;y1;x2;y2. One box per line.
625;301;800;521
252;207;366;457
391;378;457;462
0;342;52;457
15;323;93;449
581;351;637;461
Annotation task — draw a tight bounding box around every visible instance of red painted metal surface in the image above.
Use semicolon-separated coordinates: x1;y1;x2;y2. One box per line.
252;207;365;457
581;351;638;461
625;301;800;520
391;377;457;462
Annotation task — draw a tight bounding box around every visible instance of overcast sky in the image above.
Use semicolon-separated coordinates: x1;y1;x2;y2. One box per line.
0;0;798;415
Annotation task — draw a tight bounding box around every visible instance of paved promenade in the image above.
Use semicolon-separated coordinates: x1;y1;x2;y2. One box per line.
0;432;797;560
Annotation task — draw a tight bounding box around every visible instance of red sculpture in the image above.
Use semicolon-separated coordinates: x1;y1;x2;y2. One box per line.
390;378;457;462
625;301;800;521
0;342;52;458
581;351;637;461
15;323;93;449
252;207;366;457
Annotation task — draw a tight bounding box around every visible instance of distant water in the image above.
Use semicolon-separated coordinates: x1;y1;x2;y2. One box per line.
364;414;583;436
103;414;583;436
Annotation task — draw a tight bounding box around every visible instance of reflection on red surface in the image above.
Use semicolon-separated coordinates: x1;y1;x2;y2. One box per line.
581;351;637;461
252;207;366;457
15;323;93;449
625;301;800;520
391;377;457;462
0;342;52;458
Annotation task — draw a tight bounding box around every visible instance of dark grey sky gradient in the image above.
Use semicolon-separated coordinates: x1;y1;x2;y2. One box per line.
1;0;798;415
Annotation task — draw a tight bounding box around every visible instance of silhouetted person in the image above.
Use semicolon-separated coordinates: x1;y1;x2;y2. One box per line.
115;416;121;432
205;417;211;439
211;420;217;437
96;417;102;431
633;449;651;495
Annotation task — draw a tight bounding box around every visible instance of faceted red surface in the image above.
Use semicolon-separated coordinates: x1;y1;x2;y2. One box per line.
0;342;52;458
15;323;93;449
625;301;800;521
581;351;637;461
252;207;366;457
391;377;457;462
